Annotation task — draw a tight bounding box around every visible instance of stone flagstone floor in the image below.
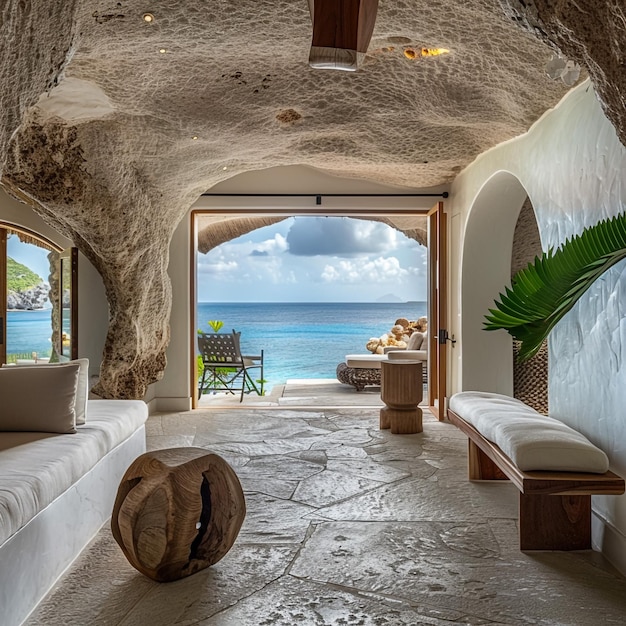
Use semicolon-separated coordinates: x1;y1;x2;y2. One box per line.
27;405;626;625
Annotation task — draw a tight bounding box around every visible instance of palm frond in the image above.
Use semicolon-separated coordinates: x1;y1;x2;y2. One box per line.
484;212;626;360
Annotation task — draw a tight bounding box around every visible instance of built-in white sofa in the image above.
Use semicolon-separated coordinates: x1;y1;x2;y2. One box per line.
0;396;148;626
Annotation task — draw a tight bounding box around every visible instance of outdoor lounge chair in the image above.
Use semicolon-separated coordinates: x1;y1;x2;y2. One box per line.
198;330;264;402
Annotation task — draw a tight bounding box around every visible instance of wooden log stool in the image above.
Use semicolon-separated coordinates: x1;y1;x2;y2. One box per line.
380;360;423;434
111;447;246;582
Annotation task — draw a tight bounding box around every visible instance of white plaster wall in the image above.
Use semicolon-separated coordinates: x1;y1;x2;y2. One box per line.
158;165;447;413
152;214;192;412
448;81;626;573
77;252;108;380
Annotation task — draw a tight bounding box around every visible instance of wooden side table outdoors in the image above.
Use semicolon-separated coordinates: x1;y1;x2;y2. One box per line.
379;360;423;434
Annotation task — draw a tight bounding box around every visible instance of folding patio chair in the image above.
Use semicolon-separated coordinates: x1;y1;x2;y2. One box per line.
197;330;264;402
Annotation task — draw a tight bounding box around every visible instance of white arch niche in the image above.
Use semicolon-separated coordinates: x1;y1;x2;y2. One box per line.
460;171;531;394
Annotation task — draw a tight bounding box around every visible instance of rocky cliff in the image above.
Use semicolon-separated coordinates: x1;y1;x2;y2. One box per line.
7;257;49;310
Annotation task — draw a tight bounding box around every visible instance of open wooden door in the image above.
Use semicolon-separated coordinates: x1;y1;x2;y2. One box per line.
0;230;6;365
427;201;448;420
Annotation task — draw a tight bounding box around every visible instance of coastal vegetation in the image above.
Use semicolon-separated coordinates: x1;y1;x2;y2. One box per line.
8;257;42;293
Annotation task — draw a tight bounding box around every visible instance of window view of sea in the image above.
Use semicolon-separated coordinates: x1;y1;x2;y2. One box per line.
6;309;53;358
197;301;427;391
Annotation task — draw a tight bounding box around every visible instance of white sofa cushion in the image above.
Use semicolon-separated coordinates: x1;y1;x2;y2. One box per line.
5;358;90;425
0;399;148;546
0;363;80;433
449;391;609;473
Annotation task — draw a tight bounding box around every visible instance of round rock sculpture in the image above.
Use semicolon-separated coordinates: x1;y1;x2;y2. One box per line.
111;447;246;582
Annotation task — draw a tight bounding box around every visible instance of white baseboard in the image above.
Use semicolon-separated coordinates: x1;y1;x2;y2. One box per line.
592;509;626;576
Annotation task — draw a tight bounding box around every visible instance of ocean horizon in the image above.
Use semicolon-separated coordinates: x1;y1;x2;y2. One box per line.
197;301;427;390
7;302;428;391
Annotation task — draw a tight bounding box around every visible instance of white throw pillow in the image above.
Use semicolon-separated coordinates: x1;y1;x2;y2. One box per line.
3;358;89;425
0;362;80;433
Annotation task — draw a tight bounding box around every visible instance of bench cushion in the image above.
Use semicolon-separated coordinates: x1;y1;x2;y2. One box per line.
449;392;609;473
0;399;148;546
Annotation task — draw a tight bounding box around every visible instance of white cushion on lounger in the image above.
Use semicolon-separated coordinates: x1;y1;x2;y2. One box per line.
345;354;386;369
449;391;609;473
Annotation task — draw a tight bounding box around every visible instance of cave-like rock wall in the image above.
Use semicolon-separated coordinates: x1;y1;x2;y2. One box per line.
499;1;626;146
2;1;626;399
0;1;78;174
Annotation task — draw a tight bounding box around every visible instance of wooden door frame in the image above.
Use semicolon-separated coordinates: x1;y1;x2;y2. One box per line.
0;224;63;365
189;207;434;409
427;201;448;419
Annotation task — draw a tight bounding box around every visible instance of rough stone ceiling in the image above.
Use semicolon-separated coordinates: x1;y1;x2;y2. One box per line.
1;1;625;398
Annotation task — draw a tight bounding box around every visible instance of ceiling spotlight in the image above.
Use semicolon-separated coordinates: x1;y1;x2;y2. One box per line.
192;136;198;140
143;13;154;23
421;47;449;57
159;48;167;54
222;166;228;171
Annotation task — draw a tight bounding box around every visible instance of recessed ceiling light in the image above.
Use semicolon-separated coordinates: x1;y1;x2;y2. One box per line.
222;166;228;171
192;136;198;140
159;48;167;54
143;13;154;23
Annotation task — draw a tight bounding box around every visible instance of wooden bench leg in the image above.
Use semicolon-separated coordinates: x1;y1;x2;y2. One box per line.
519;493;591;550
468;440;508;480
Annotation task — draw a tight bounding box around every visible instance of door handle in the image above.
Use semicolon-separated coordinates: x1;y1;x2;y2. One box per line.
438;328;456;345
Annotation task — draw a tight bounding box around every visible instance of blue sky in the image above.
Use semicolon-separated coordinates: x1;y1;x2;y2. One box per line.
7;235;52;281
197;217;427;302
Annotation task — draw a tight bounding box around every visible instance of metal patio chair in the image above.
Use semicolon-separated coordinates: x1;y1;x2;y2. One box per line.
198;330;264;402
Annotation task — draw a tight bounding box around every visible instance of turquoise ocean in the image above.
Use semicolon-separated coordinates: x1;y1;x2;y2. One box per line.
6;309;53;357
197;302;427;390
7;302;428;390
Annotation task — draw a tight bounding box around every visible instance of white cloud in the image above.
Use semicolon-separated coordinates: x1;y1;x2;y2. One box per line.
321;256;409;283
252;233;288;255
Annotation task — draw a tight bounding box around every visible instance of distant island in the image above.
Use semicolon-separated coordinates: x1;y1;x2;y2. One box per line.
376;293;403;303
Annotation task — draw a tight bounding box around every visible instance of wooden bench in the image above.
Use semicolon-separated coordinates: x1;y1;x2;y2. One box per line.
447;407;625;551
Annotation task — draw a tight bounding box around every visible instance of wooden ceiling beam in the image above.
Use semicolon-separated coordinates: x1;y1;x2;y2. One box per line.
308;0;379;71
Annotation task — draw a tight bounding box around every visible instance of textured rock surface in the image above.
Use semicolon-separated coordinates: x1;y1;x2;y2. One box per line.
2;1;626;397
499;1;626;144
0;1;77;173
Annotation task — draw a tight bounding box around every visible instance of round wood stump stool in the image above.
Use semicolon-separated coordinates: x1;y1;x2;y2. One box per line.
111;447;246;582
380;360;423;434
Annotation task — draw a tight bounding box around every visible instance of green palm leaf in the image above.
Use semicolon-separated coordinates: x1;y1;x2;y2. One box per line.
484;212;626;360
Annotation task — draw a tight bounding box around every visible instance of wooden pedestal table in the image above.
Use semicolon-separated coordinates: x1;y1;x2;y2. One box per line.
111;447;246;582
380;360;423;434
